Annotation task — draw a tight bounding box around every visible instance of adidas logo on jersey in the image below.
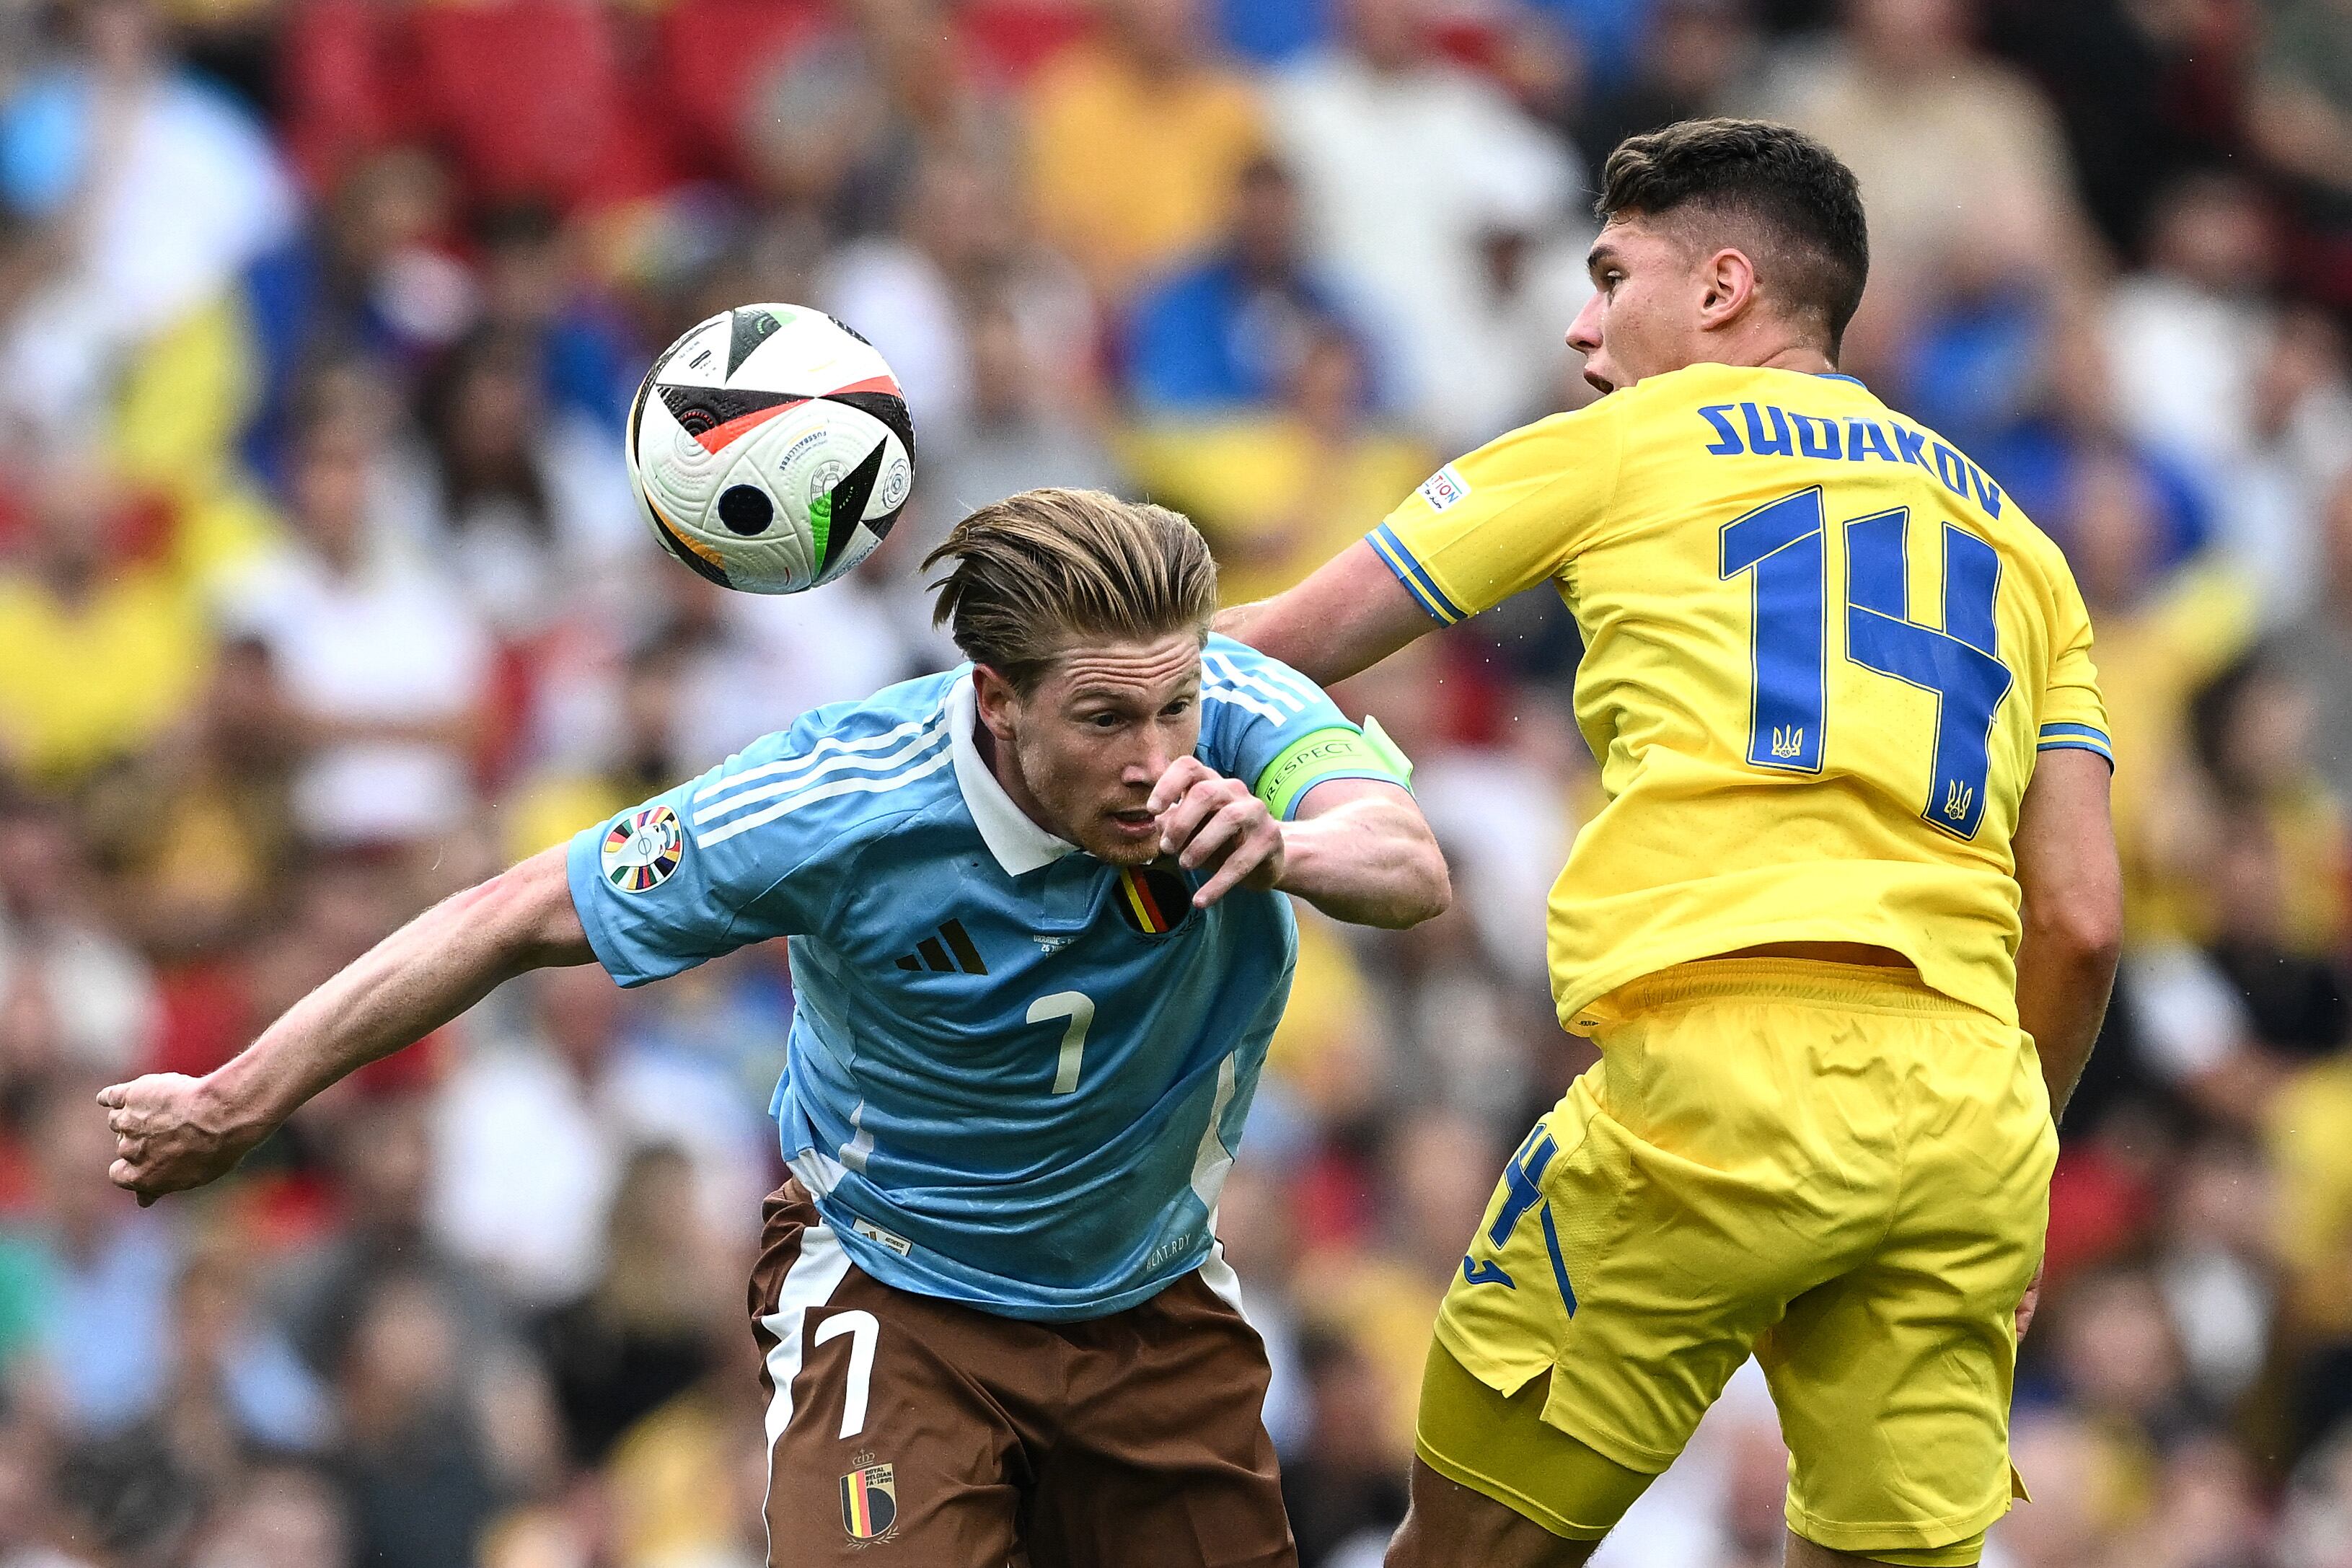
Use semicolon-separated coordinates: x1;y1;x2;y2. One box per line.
894;918;987;975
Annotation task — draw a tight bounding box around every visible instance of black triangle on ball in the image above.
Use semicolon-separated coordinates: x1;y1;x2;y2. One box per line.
822;389;917;467
659;384;804;436
726;307;783;376
817;441;888;576
650;511;734;588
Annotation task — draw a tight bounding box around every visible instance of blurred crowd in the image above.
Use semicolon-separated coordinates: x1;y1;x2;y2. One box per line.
0;0;2349;1564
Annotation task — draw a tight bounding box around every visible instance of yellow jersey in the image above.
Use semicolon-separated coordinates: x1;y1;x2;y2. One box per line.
1370;364;2110;1028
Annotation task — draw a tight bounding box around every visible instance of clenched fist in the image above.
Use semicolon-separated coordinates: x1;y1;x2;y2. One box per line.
1147;757;1285;907
97;1073;267;1206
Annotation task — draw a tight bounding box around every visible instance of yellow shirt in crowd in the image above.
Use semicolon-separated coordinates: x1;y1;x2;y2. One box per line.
1023;46;1265;299
1122;418;1435;607
0;569;209;788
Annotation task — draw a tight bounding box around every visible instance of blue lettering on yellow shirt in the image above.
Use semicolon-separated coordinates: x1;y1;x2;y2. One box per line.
1695;402;2004;518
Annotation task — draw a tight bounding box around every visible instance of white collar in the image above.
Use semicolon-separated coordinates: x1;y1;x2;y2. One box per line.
948;672;1078;877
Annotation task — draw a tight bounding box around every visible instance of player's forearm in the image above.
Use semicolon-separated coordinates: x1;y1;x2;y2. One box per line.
2014;916;2118;1124
206;849;591;1135
2009;749;2121;1124
1274;796;1450;929
1215;599;1383;689
1214;544;1441;687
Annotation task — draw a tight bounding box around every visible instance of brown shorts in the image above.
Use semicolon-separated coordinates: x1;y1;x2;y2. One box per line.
746;1180;1297;1568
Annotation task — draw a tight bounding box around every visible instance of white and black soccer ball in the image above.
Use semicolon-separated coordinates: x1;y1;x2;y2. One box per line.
625;304;916;594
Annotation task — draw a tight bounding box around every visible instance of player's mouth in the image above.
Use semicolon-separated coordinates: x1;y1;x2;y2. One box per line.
1106;807;1158;840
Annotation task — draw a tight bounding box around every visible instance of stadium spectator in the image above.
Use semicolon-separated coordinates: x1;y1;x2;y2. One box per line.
219;389;493;849
1022;0;1270;301
915;294;1128;551
473;202;640;436
0;0;296;445
0;792;159;1088
1574;0;1761;173
268;1093;517;1387
2101;173;2352;627
426;969;643;1308
2;1084;180;1435
534;1144;729;1468
1124;325;1432;604
390;326;643;643
1266;0;1584;444
157;1238;333;1471
2281;472;2352;807
1759;0;2093;369
2247;0;2352;309
0;459;211;792
1279;1327;1410;1567
330;1272;532;1568
1122;156;1375;415
2105;174;2282;482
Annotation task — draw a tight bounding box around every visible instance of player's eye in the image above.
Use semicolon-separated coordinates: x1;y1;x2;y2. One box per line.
1160;697;1193;718
1086;711;1123;730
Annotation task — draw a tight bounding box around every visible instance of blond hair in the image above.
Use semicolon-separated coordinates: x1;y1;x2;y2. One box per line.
924;488;1219;690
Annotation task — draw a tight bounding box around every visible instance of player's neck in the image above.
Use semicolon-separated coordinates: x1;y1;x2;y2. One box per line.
1729;331;1838;377
972;712;1067;844
1665;328;1838;382
1754;344;1840;376
1637;343;1834;385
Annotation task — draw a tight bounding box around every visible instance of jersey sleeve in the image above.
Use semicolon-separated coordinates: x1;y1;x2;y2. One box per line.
565;734;857;987
1198;635;1411;819
1366;397;1624;626
2034;558;2113;770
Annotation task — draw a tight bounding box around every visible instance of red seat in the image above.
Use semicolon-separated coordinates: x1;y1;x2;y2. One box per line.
405;0;635;208
649;0;835;185
955;0;1096;86
280;0;408;195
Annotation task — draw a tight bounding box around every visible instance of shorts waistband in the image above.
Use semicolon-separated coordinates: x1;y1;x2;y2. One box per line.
1588;959;1986;1023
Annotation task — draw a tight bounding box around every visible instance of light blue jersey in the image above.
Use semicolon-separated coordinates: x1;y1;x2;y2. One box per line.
567;635;1404;1321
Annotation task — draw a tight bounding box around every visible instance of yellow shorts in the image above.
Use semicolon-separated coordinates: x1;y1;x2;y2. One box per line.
1422;959;2054;1562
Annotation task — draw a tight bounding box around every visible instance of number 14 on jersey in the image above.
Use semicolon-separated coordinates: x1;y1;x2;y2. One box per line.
1720;486;2014;840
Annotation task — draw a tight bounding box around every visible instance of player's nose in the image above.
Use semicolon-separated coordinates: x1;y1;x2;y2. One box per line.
1127;738;1173;785
1566;291;1604;354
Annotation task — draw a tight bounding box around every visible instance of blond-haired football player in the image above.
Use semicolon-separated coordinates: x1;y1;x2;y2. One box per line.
1220;120;2121;1568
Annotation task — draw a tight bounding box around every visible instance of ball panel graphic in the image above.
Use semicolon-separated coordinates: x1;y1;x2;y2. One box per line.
718;485;775;535
625;304;915;595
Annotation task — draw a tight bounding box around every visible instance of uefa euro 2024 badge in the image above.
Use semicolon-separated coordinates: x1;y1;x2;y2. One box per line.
602;805;684;893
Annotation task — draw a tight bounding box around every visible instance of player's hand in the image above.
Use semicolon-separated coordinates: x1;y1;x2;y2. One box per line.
1148;757;1285;909
96;1073;267;1207
2015;1259;2045;1341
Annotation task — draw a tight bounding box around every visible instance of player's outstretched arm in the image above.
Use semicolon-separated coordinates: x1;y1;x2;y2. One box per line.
1215;542;1438;687
2012;746;2123;1123
98;845;595;1204
1148;759;1449;930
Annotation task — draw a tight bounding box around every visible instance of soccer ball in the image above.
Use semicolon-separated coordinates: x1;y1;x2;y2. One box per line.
625;304;917;594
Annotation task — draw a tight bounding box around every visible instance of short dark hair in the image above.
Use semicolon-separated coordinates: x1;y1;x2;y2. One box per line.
924;488;1218;692
1598;118;1869;358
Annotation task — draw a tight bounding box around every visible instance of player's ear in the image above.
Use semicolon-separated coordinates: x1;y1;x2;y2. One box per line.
1698;247;1758;330
973;664;1021;742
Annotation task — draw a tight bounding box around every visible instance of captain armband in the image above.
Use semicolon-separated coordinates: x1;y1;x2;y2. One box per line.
1252;718;1415;821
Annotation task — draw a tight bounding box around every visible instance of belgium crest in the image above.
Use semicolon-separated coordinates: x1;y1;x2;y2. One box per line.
840;1455;897;1542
